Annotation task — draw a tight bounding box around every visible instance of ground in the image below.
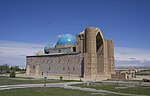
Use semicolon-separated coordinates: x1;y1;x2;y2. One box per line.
73;82;150;95
0;87;101;96
0;75;150;96
0;76;80;86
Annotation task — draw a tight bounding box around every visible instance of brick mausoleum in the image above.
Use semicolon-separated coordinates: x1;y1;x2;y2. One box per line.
26;27;115;81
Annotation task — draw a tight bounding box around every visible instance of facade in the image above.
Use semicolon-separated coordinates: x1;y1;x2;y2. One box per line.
26;27;115;81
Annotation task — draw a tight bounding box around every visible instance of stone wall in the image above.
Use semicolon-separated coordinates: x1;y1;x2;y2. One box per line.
55;44;75;48
111;74;126;80
48;47;73;53
26;53;83;78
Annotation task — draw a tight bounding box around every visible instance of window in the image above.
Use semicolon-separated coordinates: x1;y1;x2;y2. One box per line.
73;47;76;52
73;67;75;71
58;49;61;53
68;67;70;70
49;67;50;70
42;72;43;75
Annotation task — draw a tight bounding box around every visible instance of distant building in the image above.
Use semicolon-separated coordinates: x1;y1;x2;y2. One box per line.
26;27;115;81
112;68;136;80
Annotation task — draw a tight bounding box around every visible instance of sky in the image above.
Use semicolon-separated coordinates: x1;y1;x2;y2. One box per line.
0;0;150;68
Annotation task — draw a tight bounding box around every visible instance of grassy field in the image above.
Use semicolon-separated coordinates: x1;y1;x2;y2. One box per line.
106;79;142;82
136;68;150;76
73;83;150;95
0;76;80;85
1;76;150;95
0;87;104;96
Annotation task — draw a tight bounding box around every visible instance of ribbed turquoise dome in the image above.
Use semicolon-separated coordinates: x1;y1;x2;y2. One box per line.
44;44;54;54
57;34;76;45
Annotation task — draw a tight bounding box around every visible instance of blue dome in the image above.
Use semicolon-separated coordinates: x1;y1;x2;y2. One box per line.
57;34;76;45
44;44;54;54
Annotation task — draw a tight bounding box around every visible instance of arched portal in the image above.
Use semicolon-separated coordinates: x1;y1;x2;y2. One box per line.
96;32;104;52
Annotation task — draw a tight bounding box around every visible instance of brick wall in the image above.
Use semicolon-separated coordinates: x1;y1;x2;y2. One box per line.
26;53;83;78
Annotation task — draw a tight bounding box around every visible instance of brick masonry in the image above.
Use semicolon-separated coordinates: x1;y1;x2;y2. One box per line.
26;53;84;78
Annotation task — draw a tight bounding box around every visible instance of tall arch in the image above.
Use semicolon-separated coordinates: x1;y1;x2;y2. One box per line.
96;32;104;52
96;30;105;74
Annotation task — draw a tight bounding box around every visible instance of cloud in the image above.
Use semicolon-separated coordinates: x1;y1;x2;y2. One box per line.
115;47;150;67
129;58;136;60
57;34;63;38
115;60;150;67
0;40;44;68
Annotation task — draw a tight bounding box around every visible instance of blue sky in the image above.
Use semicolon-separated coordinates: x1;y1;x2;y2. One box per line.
0;0;150;68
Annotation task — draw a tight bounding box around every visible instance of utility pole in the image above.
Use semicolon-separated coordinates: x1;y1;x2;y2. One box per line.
44;77;47;87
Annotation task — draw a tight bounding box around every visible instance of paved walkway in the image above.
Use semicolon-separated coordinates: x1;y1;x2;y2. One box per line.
0;82;147;96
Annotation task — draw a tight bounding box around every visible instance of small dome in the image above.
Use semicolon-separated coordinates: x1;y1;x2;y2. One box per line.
36;51;44;55
57;34;76;45
44;44;54;54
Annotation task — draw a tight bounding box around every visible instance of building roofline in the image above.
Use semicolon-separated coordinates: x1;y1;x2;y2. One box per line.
26;52;80;57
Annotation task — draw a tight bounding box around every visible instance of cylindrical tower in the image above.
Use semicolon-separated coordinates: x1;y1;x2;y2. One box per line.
84;27;97;80
85;27;97;53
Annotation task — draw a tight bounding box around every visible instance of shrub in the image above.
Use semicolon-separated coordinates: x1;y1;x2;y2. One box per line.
10;71;16;78
143;78;150;82
60;76;63;81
